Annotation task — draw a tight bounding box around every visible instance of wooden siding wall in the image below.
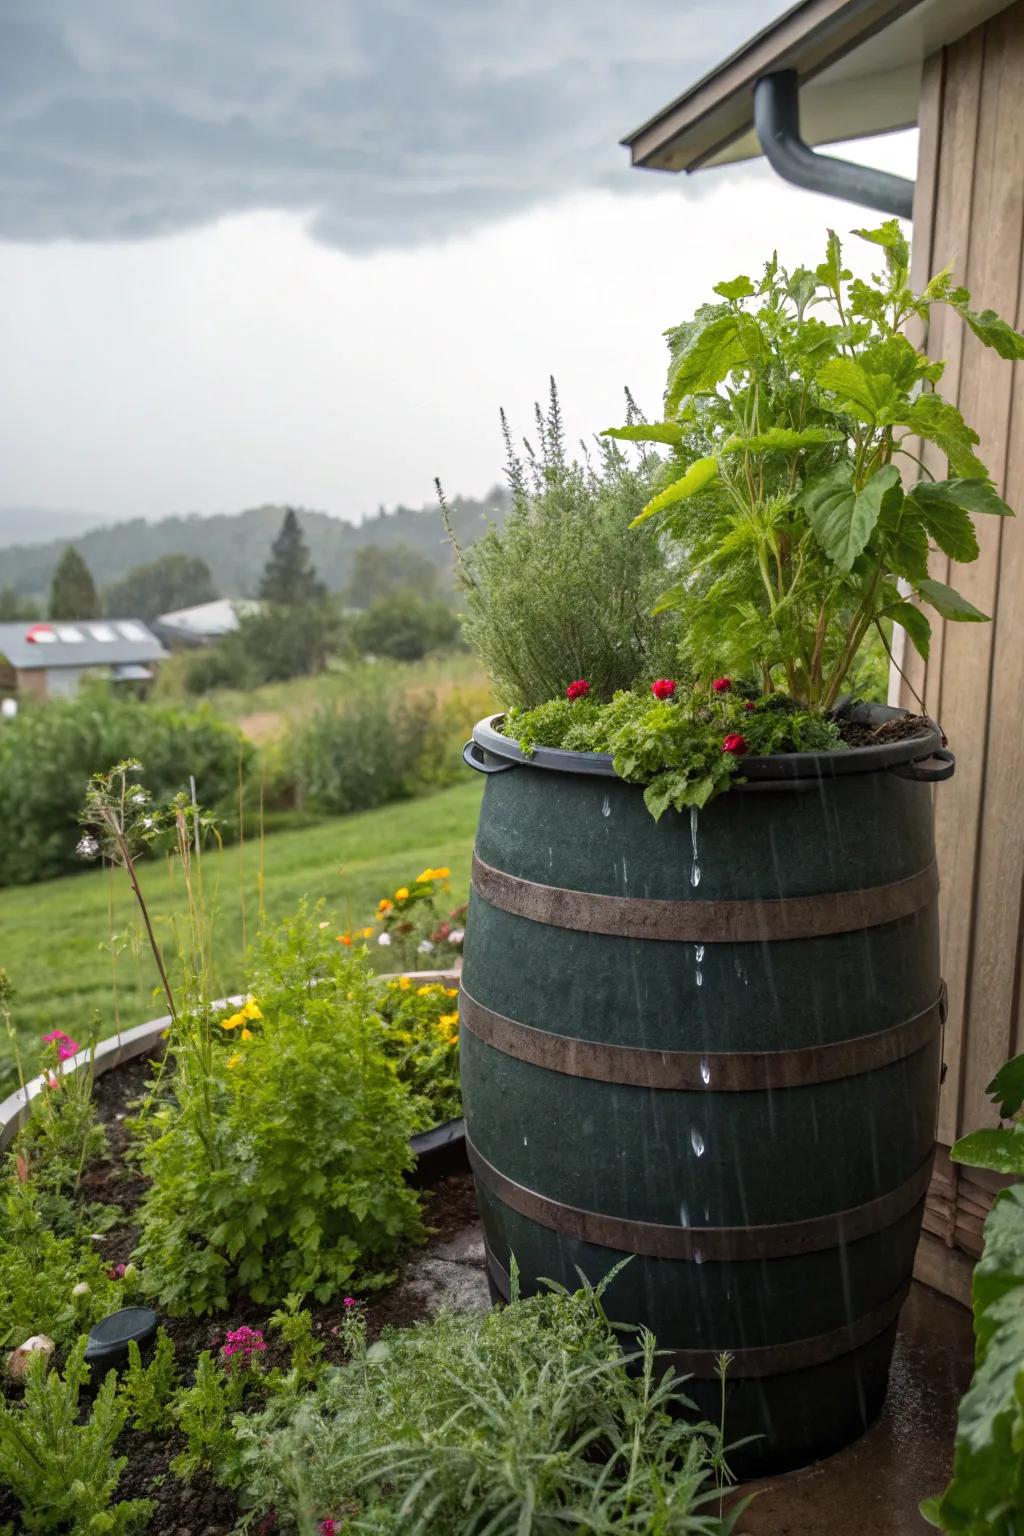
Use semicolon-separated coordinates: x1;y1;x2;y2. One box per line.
901;2;1024;1290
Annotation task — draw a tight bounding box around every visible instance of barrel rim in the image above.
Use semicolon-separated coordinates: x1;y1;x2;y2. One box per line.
472;707;944;783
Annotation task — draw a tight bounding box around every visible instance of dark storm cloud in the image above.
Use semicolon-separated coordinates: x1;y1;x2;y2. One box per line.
0;0;774;250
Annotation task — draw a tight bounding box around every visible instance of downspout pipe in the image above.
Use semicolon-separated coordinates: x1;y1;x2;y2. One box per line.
752;69;915;220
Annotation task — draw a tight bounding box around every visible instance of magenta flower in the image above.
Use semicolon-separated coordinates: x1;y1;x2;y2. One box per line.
58;1040;81;1061
320;1521;338;1536
343;1297;357;1309
107;1263;127;1280
221;1325;267;1367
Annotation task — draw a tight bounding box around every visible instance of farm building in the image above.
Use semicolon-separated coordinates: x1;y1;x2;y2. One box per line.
0;618;166;701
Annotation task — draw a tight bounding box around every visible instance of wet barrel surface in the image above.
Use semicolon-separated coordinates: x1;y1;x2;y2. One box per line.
460;720;944;1475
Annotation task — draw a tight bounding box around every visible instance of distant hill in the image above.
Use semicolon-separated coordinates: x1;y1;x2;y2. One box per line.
0;506;109;547
0;493;509;604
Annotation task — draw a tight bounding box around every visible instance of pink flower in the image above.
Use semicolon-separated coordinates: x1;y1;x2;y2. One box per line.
58;1040;81;1061
343;1297;357;1309
566;679;590;701
107;1263;127;1280
41;1030;67;1043
712;677;732;694
723;734;748;756
651;679;676;701
320;1522;338;1536
221;1326;267;1367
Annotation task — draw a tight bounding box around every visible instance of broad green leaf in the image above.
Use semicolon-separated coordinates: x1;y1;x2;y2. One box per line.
914;477;1013;519
713;275;755;301
853;219;910;269
665;308;763;412
602;422;687;446
863;334;943;390
918;577;990;623
630;456;718;527
953;300;1024;360
884;601;932;662
890;394;986;478
907;487;980;563
815;229;849;292
804;463;898;572
887;514;931;583
986;1052;1024;1120
816;356;899;423
720;426;844;456
951;1126;1024;1177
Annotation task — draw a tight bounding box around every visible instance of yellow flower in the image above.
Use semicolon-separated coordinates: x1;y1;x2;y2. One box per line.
242;999;262;1021
226;1053;242;1069
221;1011;245;1031
438;1012;459;1029
417;983;443;996
240;1028;253;1040
397;976;411;991
395;887;410;901
445;987;459;998
377;899;393;914
358;927;375;939
416;868;435;883
433;867;450;880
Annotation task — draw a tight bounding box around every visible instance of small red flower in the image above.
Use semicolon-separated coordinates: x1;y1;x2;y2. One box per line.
566;679;590;701
723;734;748;756
712;677;732;694
651;679;676;700
107;1263;127;1280
744;700;756;713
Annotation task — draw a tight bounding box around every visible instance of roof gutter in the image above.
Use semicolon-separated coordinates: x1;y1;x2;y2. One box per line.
753;68;915;218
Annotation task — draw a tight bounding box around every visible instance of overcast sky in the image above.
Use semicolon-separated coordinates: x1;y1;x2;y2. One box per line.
0;1;918;528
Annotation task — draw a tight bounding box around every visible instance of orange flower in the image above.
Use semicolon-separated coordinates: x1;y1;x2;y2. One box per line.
377;899;393;915
337;933;353;946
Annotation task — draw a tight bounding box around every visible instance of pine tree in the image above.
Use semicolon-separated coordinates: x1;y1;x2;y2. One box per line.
258;509;325;606
49;547;100;620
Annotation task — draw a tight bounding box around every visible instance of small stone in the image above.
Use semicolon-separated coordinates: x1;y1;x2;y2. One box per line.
7;1334;55;1382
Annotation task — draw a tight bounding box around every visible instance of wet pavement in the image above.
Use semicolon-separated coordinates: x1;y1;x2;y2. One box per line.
734;1283;973;1535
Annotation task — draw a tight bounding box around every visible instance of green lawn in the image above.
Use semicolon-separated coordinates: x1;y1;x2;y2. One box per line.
0;780;483;1093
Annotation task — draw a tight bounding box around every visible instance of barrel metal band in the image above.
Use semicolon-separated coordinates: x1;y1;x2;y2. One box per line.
483;1241;907;1379
471;852;938;943
467;1136;933;1262
459;985;945;1092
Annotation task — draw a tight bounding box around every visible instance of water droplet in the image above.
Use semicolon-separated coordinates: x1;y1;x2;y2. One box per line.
690;1128;705;1157
693;1248;704;1266
694;944;705;963
679;1203;690;1227
690;805;699;860
695;969;703;987
700;1058;711;1085
601;794;611;818
690;864;702;888
621;857;628;886
523;1136;528;1146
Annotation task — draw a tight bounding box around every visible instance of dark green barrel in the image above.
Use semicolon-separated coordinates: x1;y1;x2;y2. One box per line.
460;711;952;1476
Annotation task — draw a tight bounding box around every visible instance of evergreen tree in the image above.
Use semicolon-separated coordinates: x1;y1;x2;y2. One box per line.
0;588;39;622
49;547;100;620
104;554;218;621
258;509;325;606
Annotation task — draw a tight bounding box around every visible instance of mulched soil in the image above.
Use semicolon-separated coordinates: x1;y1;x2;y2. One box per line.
835;712;938;750
2;1053;479;1536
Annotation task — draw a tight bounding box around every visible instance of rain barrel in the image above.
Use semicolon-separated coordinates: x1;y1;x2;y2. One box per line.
459;707;952;1476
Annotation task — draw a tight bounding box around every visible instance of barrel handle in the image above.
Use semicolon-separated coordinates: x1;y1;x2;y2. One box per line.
463;739;516;775
890;748;956;784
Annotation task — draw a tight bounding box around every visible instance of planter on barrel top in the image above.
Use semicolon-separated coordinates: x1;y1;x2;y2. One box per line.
460;707;953;1476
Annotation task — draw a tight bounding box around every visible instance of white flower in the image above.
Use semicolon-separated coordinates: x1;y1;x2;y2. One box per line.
417;939;435;953
377;932;392;947
141;816;154;829
75;835;100;860
449;929;465;946
71;1281;91;1298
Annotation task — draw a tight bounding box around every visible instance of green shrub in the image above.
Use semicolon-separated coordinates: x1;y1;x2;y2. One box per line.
285;682;468;817
0;685;252;885
184;601;348;693
120;1331;180;1434
353;592;461;661
0;1339;154;1534
132;910;423;1314
442;382;674;708
235;1268;737;1535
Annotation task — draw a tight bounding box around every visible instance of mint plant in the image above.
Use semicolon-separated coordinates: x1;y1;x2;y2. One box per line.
607;223;1022;709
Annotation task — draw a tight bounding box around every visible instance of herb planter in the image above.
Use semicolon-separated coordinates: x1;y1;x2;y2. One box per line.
461;710;952;1476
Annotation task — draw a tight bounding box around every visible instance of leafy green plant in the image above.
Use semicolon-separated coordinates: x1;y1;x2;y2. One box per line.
0;1175;127;1350
375;977;462;1131
0;684;251;887
266;1294;326;1397
132;909;424;1314
606;223;1022;709
342;861;464;971
0;1339;154;1533
353;592;461;661
442;381;675;708
923;1052;1024;1531
234;1267;745;1534
121;1330;180;1434
169;1343;260;1484
505;681;840;817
